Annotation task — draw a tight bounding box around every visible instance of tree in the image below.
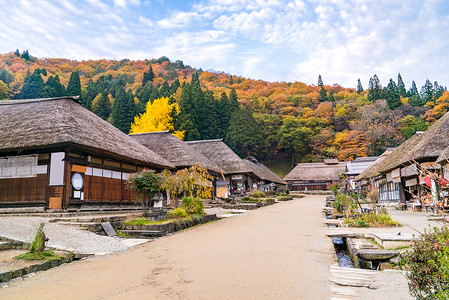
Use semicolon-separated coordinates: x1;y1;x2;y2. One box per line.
67;71;81;97
19;69;44;99
400;115;428;139
0;68;14;85
317;74;323;87
254;113;281;160
112;87;131;133
129;96;184;139
420;79;434;105
0;80;10;100
356;78;363;94
93;92;111;120
367;74;383;102
177;83;200;140
226;108;263;157
408;80;421;106
14;49;20;57
385;78;401;109
21;50;30;61
127;170;162;217
397;73;407;98
434;81;445;100
319;85;328;102
277;116;313;166
42;75;65;98
142;66;155;85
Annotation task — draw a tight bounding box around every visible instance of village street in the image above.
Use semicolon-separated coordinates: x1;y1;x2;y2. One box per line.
0;195;412;300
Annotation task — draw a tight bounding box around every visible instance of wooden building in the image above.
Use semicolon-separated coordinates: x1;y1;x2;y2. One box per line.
284;159;347;191
0;97;174;209
242;158;287;193
129;131;221;174
344;156;378;191
356;111;449;204
186;139;259;197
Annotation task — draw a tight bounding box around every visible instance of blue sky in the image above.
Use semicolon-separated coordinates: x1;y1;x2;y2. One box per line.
1;0;448;89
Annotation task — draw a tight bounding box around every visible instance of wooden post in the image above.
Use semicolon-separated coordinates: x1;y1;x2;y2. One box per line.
62;150;71;209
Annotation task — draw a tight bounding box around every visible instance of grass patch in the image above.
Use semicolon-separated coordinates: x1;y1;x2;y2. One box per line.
16;250;61;261
260;159;292;178
344;213;401;227
115;229;130;238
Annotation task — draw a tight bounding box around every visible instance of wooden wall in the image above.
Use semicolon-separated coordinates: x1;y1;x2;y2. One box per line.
83;175;136;204
0;174;47;205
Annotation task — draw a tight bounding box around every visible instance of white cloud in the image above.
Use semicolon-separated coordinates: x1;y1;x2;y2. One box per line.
0;0;449;89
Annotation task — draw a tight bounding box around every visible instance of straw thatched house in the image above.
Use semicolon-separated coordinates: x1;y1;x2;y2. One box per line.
186;139;259;197
283;159;346;191
243;158;287;193
356;111;449;204
0;97;174;209
344;156;378;190
129;131;221;174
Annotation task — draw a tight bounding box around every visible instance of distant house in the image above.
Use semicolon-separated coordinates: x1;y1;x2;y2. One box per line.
129;131;221;175
186;139;286;197
344;156;378;190
0;97;174;209
186;139;258;197
284;159;347;191
243;158;287;193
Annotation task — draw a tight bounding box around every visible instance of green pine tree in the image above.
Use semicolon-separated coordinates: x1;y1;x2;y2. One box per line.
397;73;407;98
367;74;383;102
226;108;263;157
142;66;155;85
356;78;363;94
420;79;434;105
67;71;81;98
385;78;401;109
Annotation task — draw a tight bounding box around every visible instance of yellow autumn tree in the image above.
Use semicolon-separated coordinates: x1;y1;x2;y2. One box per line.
129;97;185;139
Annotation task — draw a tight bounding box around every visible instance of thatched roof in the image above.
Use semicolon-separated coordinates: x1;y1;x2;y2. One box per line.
345;156;379;176
377;111;449;173
243;159;287;185
186;139;253;175
283;161;347;182
129;131;220;173
354;149;394;181
0;97;174;169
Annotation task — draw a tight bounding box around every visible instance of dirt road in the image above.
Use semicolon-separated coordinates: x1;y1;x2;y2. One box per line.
0;195;334;299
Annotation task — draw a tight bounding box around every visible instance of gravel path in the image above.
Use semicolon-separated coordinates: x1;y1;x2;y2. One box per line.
0;217;147;255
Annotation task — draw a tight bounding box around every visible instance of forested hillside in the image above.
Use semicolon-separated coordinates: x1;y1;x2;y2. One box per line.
1;50;448;169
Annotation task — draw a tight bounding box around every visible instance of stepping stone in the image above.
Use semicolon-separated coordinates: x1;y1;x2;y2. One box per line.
356;249;399;260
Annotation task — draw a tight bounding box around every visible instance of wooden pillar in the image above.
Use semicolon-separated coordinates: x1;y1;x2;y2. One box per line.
62;150;71;209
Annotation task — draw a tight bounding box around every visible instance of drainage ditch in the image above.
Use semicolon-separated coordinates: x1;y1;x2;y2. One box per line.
332;236;355;268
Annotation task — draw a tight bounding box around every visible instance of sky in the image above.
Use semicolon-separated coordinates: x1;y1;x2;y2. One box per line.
0;0;448;89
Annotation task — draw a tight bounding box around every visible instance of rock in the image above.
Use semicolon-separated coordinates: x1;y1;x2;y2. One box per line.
356;249;399;260
379;262;393;271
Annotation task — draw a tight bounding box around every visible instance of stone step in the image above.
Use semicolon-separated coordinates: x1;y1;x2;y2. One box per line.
0;241;10;251
120;230;164;238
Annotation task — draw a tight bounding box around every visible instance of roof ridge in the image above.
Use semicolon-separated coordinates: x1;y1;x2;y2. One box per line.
0;96;80;106
185;139;223;144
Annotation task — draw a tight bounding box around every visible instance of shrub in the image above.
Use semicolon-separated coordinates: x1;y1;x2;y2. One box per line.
251;191;266;198
168;208;188;219
127;170;161;217
265;198;276;204
404;226;449;299
181;196;205;215
284;189;290;195
344;213;400;227
278;196;293;201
